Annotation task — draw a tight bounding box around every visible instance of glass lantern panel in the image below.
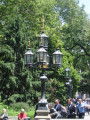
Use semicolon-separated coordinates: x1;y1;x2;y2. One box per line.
43;52;47;62
40;52;44;62
31;55;33;63
53;55;55;64
56;55;60;64
42;38;44;46
47;56;50;64
27;55;30;63
44;38;48;46
60;55;63;65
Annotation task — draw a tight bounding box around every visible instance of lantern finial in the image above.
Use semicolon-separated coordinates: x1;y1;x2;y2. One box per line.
28;41;30;48
57;40;59;48
41;16;45;30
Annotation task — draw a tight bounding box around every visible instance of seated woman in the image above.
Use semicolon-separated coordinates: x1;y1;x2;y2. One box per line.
0;108;8;120
18;109;30;120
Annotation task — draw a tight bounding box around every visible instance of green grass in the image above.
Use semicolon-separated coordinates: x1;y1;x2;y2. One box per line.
0;102;35;120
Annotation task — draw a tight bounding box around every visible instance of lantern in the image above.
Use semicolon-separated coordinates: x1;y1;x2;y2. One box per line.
38;31;48;50
37;47;47;64
53;48;63;67
64;67;71;78
24;48;34;66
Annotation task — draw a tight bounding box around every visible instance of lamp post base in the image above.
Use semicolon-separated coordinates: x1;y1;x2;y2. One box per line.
34;110;51;120
34;98;51;120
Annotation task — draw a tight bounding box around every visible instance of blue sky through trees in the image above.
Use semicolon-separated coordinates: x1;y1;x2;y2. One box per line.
79;0;90;14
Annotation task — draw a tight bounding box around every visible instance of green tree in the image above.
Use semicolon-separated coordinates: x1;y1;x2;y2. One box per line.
0;0;80;105
56;0;90;94
0;14;33;102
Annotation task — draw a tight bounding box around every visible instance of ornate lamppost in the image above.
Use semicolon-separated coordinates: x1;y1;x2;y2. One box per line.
24;16;63;120
64;66;71;79
65;67;73;98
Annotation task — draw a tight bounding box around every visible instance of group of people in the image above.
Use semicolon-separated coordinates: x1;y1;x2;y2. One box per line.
0;108;30;120
34;97;90;119
1;97;90;120
48;98;90;119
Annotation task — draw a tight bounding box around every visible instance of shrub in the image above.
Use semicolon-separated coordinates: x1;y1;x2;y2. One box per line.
10;102;30;111
7;94;23;104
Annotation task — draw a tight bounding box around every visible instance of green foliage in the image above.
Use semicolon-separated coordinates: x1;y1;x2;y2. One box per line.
0;0;85;106
0;102;34;119
10;102;30;111
7;94;23;104
78;70;90;93
55;0;90;94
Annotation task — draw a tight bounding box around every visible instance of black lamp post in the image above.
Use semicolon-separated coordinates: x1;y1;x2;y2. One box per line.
64;66;71;79
24;16;63;120
65;78;73;98
69;78;73;98
64;65;72;98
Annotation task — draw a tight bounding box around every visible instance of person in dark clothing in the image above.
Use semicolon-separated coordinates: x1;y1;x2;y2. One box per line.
0;108;8;120
54;99;61;111
34;97;41;117
48;103;57;119
67;98;76;118
54;99;67;118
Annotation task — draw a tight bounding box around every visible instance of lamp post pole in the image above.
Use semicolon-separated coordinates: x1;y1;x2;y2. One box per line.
65;78;73;98
69;78;73;98
65;66;73;98
40;69;47;103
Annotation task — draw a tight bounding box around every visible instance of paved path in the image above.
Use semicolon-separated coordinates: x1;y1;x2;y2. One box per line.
8;114;90;120
84;113;90;120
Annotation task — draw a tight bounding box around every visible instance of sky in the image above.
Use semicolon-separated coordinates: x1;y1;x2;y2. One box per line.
79;0;90;14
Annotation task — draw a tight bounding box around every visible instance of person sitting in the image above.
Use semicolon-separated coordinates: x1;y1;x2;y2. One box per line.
18;109;30;120
0;108;8;120
48;103;57;119
54;99;66;118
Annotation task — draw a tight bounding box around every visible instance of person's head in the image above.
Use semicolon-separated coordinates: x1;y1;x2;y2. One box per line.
3;108;6;113
21;109;24;113
55;99;60;105
78;99;82;104
68;98;72;104
38;97;41;102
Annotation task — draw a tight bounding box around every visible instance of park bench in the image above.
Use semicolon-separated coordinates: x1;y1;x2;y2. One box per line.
8;116;18;120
